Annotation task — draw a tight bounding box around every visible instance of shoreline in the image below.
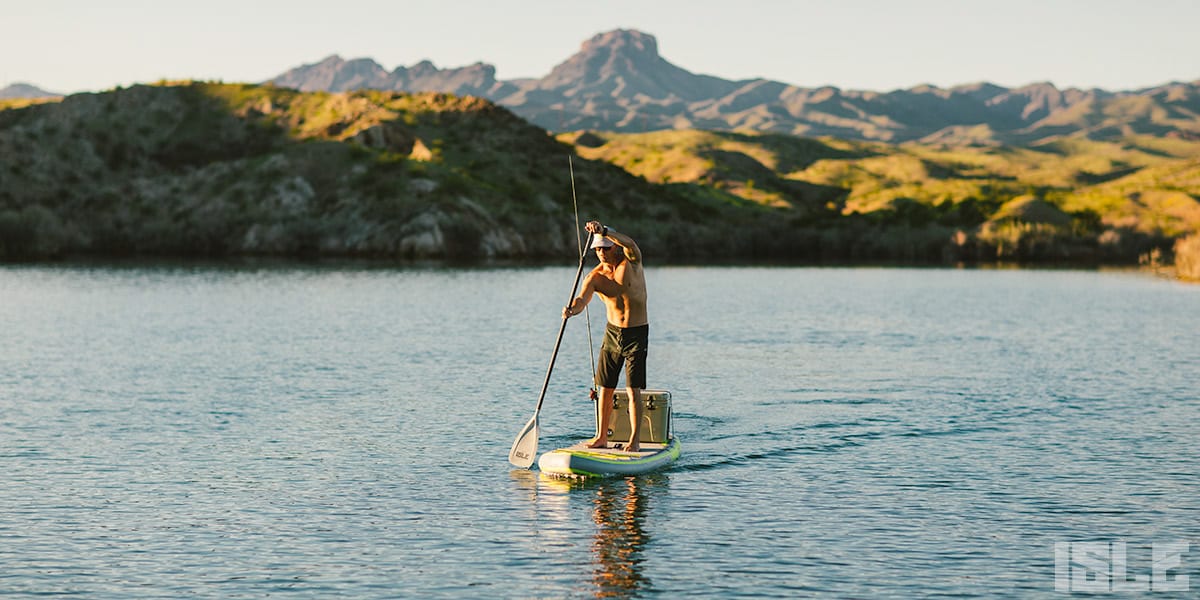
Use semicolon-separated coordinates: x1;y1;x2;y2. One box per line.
0;254;1187;278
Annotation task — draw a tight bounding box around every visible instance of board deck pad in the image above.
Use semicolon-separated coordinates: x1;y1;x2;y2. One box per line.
562;441;668;458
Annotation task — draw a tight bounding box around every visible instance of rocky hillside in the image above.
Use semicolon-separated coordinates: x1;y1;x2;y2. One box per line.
270;29;1200;145
0;82;758;261
3;82;1198;265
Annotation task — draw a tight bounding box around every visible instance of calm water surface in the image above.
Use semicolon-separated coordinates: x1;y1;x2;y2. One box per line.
1;264;1198;598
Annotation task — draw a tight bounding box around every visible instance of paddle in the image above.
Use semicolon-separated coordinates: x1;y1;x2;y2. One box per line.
508;231;595;468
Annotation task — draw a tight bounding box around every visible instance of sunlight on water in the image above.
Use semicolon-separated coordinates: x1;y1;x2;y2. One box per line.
1;264;1197;598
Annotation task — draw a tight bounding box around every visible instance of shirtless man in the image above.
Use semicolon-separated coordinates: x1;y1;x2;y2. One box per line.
563;220;650;452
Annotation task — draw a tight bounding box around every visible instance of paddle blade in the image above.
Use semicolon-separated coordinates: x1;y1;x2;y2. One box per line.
508;414;539;468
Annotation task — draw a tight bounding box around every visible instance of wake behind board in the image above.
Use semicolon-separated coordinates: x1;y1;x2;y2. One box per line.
538;389;681;478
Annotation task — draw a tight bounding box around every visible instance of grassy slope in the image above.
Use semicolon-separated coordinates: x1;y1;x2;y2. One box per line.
560;129;1200;259
560;130;865;216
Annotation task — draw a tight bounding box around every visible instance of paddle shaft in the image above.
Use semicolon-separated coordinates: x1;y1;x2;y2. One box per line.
532;232;594;415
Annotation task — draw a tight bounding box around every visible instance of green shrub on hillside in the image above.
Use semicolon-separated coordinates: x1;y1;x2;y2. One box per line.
0;204;67;259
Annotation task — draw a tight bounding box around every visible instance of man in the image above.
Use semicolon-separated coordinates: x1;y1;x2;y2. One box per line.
563;220;650;452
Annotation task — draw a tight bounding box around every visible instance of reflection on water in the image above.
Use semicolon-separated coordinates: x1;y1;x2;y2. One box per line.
527;473;662;599
588;477;649;598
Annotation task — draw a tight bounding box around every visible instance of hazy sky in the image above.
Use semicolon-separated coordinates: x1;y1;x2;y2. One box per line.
3;0;1198;95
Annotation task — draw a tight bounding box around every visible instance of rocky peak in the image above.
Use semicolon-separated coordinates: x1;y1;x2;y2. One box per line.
535;28;734;102
315;55;345;67
408;60;439;77
0;82;62;99
270;55;389;92
579;29;660;62
557;29;665;84
949;82;1008;103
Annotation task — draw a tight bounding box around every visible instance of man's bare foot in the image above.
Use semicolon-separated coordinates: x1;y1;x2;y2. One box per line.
625;444;641;453
585;438;608;449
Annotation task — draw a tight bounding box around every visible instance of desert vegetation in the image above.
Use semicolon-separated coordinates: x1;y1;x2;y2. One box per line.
562;130;1200;265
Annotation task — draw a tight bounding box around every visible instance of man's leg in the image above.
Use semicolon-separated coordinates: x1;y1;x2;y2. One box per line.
587;387;616;448
625;387;643;452
625;338;648;452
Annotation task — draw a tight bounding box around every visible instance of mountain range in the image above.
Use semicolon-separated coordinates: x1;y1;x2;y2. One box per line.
269;29;1200;145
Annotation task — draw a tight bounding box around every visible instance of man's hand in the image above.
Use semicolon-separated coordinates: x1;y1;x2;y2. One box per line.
585;220;604;235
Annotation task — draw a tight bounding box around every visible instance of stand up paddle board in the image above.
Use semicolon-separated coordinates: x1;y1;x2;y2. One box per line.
538;390;680;478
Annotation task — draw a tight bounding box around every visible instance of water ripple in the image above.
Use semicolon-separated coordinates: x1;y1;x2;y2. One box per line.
1;265;1198;598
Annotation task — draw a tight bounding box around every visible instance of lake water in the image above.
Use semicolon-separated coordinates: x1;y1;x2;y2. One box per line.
2;264;1198;598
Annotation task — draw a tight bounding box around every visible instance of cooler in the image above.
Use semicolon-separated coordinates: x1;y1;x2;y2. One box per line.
596;389;673;444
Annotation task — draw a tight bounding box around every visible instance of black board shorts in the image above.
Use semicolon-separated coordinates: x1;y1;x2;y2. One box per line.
596;323;648;389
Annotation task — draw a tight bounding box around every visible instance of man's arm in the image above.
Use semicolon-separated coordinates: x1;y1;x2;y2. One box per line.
564;271;598;318
564;270;619;318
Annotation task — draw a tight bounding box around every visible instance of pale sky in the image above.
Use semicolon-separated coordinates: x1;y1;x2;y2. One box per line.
3;0;1198;95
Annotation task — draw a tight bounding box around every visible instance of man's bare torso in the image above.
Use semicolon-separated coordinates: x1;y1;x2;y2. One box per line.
590;258;648;328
